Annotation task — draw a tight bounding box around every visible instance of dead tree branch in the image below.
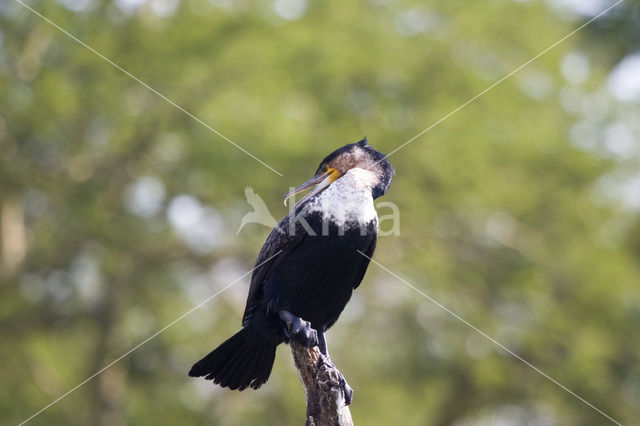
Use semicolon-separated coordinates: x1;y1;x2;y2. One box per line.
290;343;354;426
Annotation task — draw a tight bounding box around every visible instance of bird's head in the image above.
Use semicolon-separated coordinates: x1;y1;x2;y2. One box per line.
284;138;394;207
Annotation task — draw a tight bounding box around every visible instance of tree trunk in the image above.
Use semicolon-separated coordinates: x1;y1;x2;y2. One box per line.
290;343;354;426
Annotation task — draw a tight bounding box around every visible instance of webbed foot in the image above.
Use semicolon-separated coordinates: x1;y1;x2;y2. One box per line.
279;310;318;348
289;318;318;347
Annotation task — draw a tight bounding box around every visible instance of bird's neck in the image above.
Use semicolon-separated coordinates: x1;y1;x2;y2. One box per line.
306;168;378;227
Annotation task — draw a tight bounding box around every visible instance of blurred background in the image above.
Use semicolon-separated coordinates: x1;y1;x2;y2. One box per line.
1;0;640;424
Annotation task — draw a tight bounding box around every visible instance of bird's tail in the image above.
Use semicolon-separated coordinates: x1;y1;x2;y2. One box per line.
189;328;277;390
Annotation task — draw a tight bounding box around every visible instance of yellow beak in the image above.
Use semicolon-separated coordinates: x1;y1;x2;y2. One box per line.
283;167;341;207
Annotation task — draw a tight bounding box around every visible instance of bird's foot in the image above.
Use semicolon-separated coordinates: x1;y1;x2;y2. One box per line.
339;375;354;406
284;317;318;348
317;353;353;405
317;352;335;369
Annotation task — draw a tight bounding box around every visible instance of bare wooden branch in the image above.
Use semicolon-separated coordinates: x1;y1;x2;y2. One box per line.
290;343;354;426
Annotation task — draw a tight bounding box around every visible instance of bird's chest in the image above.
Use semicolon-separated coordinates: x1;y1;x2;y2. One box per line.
265;223;376;329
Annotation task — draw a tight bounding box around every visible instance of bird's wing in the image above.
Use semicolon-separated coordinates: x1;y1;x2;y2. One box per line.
352;231;377;290
242;212;308;327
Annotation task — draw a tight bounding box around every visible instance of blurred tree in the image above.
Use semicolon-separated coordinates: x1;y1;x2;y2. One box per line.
1;0;638;425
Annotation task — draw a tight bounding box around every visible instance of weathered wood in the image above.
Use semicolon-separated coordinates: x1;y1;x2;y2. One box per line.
290;343;354;426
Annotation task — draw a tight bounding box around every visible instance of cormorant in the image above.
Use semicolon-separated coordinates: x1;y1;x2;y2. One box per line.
189;138;394;403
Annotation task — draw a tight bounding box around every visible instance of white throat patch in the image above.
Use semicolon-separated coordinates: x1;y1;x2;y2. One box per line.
306;168;378;227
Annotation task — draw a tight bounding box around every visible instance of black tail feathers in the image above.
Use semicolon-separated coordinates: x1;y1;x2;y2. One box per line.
189;328;277;390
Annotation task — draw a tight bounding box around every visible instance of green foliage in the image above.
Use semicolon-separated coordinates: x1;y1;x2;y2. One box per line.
1;0;639;424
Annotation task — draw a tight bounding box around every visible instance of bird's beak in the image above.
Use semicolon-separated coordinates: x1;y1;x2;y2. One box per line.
283;167;342;207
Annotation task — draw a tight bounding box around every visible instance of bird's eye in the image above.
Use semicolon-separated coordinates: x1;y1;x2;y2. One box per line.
322;164;328;172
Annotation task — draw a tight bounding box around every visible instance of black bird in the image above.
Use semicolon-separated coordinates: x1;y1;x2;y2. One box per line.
189;138;393;403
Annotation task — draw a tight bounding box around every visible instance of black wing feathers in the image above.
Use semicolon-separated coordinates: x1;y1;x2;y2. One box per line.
242;213;308;326
353;234;377;290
